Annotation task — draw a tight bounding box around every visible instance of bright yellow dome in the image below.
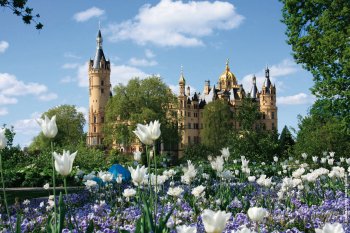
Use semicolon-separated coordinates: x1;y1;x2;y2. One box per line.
219;59;237;90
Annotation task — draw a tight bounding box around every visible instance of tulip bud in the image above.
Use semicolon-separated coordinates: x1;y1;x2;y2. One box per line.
36;115;58;138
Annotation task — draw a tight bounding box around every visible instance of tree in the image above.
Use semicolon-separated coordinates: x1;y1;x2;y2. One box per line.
234;97;262;131
280;0;350;128
279;125;295;157
0;0;43;29
201;99;232;151
104;76;179;151
30;105;86;150
294;114;350;159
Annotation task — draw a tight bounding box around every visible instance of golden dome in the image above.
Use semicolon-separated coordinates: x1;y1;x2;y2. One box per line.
219;59;237;89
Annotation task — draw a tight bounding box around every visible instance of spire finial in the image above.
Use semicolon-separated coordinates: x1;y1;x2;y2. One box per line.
181;64;183;75
226;58;230;71
99;20;101;30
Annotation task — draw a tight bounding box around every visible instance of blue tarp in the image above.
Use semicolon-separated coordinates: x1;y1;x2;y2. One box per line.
108;164;131;182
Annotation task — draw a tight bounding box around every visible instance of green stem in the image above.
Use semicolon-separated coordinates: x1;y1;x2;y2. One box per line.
51;141;57;231
0;150;14;233
153;143;158;230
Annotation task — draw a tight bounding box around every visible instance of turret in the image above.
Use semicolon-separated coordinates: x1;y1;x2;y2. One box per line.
179;66;186;96
251;75;258;99
87;29;111;146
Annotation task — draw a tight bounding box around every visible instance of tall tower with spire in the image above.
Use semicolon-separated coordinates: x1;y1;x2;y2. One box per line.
87;30;111;146
260;66;277;130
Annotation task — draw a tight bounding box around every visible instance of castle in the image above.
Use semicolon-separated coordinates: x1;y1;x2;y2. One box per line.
87;30;278;153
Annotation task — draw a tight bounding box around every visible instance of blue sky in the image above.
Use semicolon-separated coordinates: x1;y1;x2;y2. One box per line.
0;0;315;147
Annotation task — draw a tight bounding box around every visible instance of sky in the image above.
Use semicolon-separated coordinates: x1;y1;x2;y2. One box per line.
0;0;315;147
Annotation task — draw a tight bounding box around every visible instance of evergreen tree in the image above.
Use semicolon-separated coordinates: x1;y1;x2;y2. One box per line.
201;99;232;152
279;125;295;157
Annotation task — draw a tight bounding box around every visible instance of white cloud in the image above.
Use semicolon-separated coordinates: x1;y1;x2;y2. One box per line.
129;58;157;67
64;52;81;59
241;59;299;93
38;93;58;101
145;49;155;58
0;73;56;105
0;41;9;53
62;63;79;69
77;62;149;87
0;108;8;116
106;0;244;47
73;7;105;22
277;93;315;105
60;76;75;84
0;73;47;96
0;94;17;105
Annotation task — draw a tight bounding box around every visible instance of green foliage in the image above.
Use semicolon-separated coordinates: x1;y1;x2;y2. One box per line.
279;125;295;157
201;99;232;151
0;0;43;29
29;105;86;151
280;0;350;128
229;130;280;162
294;115;350;158
104;76;179;150
234;97;262;131
181;143;214;162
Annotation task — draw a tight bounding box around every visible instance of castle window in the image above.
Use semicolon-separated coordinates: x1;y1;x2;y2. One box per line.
93;126;96;132
262;113;266;120
101;117;104;123
188;136;191;144
272;123;275;130
101;88;104;94
271;112;275;119
101;80;104;86
188;123;191;129
93;116;97;123
188;112;191;117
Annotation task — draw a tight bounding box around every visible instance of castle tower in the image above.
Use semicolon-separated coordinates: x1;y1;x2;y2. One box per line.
218;59;238;91
260;66;277;131
87;30;111;146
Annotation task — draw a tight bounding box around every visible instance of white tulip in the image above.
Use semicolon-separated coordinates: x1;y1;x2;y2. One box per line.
84;180;97;188
36;115;58;138
98;171;114;182
201;209;231;233
128;165;147;186
133;120;161;145
116;174;123;184
301;153;308;159
133;151;142;162
273;156;278;162
220;147;230;160
211;156;224;173
315;222;344;233
53;150;77;176
191;185;205;198
167;186;184;197
149;120;161;140
123;188;136;199
248;176;256;182
176;225;197;233
312;156;318;163
43;183;50;190
0;128;7;149
247;207;268;222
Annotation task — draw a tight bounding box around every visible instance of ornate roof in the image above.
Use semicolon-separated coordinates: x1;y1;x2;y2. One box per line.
219;59;238;86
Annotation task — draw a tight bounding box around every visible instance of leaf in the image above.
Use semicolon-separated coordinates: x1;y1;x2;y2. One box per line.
15;214;21;233
58;192;65;233
86;219;94;233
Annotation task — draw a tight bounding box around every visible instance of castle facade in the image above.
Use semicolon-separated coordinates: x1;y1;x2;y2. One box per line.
87;31;278;153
